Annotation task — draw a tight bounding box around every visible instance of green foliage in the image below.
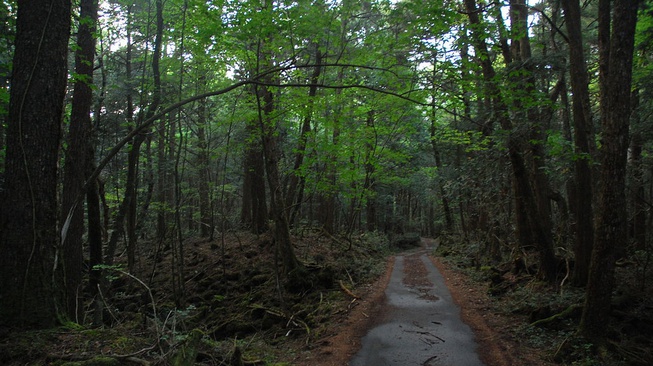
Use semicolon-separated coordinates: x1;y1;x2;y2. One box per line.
0;86;8;116
92;264;125;282
432;125;490;152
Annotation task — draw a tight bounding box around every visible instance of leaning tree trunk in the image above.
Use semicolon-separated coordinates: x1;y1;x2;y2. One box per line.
0;0;71;328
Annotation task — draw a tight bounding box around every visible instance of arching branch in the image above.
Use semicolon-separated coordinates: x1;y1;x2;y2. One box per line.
63;62;431;240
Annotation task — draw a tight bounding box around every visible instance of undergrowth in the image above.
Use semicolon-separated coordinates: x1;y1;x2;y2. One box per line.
0;230;392;365
435;233;653;366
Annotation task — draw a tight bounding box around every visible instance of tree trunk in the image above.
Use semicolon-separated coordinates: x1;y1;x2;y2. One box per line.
364;111;377;232
125;134;144;271
561;0;596;287
106;5;134;265
0;0;71;328
256;77;303;278
464;0;557;281
196;77;212;238
59;0;98;321
197;124;212;238
629;90;646;250
429;87;453;231
512;0;557;281
107;0;162;268
241;108;269;234
285;46;322;227
580;0;638;342
86;162;104;326
156;115;169;240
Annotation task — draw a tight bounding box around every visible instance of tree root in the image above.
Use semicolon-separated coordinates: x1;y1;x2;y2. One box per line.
609;340;653;366
530;303;582;327
248;304;311;343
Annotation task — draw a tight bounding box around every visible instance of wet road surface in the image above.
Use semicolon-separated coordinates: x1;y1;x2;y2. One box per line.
349;246;485;366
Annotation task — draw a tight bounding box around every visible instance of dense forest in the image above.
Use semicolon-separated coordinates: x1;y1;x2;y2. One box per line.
0;0;651;364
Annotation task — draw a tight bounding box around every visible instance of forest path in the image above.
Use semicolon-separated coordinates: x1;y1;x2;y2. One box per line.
348;240;485;366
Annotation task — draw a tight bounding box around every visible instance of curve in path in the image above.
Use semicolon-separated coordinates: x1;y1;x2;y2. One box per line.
349;243;485;366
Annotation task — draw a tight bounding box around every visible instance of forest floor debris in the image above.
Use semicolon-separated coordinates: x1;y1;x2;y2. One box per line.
0;230;390;365
1;231;651;365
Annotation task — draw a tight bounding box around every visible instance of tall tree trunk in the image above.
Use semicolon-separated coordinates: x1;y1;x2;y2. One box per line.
86;161;104;326
173;121;186;305
128;0;163;271
629;90;646;250
256;77;303;279
318;12;350;235
285;46;322;227
196;87;212;238
364;111;377;232
106;5;134;266
431;142;453;231
430;55;453;230
561;0;596;287
59;0;98;321
106;0;162;269
559;74;577;246
464;0;557;281
580;0;638;342
253;17;304;284
513;0;557;281
156;116;169;240
319;106;341;234
241;106;269;234
0;0;71;328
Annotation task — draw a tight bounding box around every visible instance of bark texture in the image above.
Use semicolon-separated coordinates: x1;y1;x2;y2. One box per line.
580;0;639;341
0;0;71;328
60;0;98;321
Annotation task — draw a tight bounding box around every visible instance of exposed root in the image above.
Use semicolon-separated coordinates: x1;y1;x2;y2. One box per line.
530;304;582;327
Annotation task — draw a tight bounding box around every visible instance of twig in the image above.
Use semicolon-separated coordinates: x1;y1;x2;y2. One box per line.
559;256;570;294
114;269;160;337
97;284;120;325
423;355;438;365
339;280;359;299
113;343;157;359
345;269;355;286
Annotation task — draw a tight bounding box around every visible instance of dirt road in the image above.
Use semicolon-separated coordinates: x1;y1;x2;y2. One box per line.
349;244;485;366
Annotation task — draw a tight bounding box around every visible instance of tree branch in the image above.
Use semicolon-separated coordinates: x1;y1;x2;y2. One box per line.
62;62;429;241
